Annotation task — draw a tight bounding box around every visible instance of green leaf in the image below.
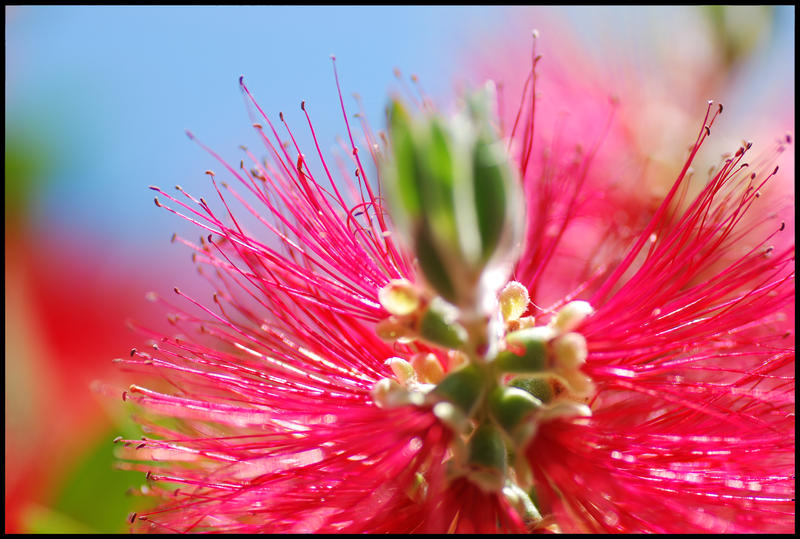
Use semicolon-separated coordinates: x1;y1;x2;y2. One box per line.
387;100;423;220
415;226;457;303
473;138;509;261
421;118;458;245
34;421;149;533
21;504;96;534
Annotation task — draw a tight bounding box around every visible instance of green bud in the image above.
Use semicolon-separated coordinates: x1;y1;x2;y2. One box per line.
508;376;555;404
494;327;554;373
374;317;414;342
432;363;485;417
488;386;543;438
466;423;507;492
418;297;468;350
552;332;588;369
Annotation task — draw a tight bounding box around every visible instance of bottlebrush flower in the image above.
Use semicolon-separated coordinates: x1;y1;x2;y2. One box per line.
113;40;794;533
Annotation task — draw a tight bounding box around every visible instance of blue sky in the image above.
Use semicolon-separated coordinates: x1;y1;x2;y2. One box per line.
6;6;510;259
6;6;794;270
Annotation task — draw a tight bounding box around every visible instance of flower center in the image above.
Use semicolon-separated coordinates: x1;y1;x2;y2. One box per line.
372;279;595;515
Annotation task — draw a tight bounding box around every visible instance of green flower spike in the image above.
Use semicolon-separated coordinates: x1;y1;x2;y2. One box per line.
382;84;525;314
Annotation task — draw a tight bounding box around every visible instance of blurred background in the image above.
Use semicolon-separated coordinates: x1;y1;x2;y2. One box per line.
5;6;794;533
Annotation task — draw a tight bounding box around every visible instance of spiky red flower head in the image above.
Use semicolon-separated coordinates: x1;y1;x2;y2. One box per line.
112;41;794;533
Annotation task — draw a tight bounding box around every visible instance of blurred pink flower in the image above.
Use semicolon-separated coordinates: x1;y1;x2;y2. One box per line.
5;224;166;532
114;36;794;533
467;6;794;261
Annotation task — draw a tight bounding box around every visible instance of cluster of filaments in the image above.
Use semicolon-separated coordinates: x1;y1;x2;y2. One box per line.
371;277;594;518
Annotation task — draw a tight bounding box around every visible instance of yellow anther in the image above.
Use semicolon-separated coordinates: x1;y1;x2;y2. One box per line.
411;353;446;384
378;278;422;316
499;281;530;322
375;317;415;343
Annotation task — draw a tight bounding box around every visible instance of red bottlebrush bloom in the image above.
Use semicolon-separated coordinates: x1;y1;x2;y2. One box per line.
113;42;794;533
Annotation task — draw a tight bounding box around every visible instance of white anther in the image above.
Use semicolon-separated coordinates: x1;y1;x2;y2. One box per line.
551;301;594;334
385;357;416;386
371;378;408;409
537;401;592;423
552;332;588;369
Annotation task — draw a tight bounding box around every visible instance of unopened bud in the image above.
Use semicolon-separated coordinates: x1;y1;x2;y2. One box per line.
502;482;542;522
509;376;554;404
382;89;525;312
418;297;468;350
432;401;468;432
432;363;486;417
536;400;592;423
447;350;468;371
559;371;595;399
495;326;555;373
489;386;542;444
466;424;507;492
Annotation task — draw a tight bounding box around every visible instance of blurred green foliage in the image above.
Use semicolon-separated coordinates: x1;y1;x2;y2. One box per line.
5;125;54;218
702;5;773;68
22;413;148;533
